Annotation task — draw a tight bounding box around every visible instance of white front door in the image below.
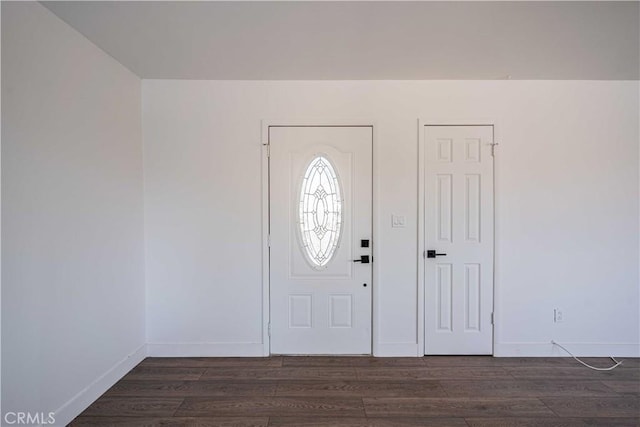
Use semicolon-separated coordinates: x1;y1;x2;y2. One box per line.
269;126;373;355
424;125;494;355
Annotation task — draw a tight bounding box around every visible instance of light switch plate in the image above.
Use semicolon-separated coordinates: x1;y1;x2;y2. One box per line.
392;214;406;228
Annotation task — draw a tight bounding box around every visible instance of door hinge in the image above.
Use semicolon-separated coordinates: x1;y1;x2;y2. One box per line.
490;142;499;157
267;234;271;247
268;323;271;337
491;312;494;325
265;144;270;157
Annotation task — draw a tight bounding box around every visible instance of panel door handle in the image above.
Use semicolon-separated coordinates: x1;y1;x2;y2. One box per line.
353;255;370;264
426;250;447;259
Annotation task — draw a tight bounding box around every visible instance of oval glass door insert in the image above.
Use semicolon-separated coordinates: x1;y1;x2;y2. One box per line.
298;155;343;268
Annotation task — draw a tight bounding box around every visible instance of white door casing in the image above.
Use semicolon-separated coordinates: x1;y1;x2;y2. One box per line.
269;126;373;355
423;125;494;355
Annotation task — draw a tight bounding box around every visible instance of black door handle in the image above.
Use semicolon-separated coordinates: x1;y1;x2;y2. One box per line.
353;255;370;264
426;250;447;259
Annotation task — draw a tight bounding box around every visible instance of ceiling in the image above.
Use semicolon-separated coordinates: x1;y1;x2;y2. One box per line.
42;1;639;80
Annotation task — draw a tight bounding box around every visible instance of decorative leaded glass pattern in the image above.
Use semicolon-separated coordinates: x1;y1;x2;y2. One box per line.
298;155;343;268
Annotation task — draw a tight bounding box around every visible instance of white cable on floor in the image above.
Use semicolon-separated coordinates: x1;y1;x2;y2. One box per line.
551;340;623;371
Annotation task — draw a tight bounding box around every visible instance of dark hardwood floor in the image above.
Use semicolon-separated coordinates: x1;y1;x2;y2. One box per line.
70;356;640;426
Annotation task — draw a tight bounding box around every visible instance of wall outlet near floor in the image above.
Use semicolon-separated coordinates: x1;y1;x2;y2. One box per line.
554;308;564;323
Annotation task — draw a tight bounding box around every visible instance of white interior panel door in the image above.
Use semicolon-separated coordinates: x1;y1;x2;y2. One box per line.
270;126;372;355
424;125;494;355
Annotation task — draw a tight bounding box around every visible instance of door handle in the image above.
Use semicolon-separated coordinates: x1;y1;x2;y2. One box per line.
353;255;370;264
426;250;447;259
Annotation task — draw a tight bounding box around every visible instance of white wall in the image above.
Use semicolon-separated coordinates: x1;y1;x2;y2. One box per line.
143;80;639;358
2;3;145;425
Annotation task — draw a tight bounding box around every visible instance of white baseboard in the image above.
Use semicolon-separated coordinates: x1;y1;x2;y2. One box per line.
374;342;419;357
494;341;640;357
52;343;147;427
146;342;265;357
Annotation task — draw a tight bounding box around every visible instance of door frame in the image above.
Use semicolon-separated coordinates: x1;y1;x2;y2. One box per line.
261;119;378;356
417;119;502;356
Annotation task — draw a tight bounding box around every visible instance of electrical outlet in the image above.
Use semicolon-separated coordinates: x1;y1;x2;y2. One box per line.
554;308;564;323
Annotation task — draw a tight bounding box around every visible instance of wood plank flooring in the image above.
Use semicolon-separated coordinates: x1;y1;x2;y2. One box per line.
70;356;640;426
